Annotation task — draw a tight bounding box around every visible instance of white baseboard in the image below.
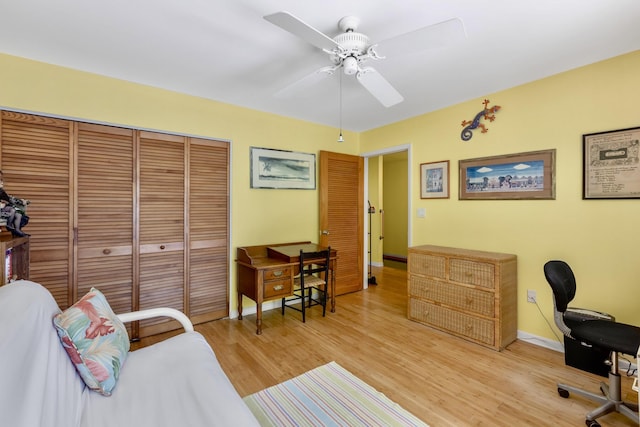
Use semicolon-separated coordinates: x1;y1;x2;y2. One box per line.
518;330;637;373
229;299;281;320
517;330;564;352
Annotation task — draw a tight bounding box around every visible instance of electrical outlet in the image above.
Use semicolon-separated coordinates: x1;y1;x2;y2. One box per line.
527;289;537;303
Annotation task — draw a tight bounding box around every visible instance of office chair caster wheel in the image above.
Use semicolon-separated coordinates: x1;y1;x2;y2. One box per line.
585;419;600;427
557;387;570;398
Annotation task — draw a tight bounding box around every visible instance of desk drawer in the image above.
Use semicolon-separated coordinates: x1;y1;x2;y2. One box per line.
263;279;292;299
263;267;291;281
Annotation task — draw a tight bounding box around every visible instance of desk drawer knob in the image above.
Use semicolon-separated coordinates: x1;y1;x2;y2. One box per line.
103;249;111;255
273;270;283;277
273;285;283;291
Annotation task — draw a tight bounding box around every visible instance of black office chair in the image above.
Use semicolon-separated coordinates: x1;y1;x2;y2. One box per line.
544;260;640;427
282;248;330;322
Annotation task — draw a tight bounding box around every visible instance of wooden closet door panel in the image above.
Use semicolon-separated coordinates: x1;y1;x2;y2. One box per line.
76;123;134;315
0;111;73;308
138;131;185;335
319;151;364;295
188;138;229;322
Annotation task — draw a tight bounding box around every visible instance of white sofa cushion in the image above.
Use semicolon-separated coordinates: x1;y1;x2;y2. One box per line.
81;331;260;427
0;280;86;427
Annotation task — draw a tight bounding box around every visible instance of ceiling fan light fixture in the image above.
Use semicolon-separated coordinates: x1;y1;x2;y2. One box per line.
342;56;358;75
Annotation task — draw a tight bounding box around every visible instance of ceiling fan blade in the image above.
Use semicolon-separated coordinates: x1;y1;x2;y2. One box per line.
264;11;340;51
356;67;404;107
274;65;338;98
376;18;467;58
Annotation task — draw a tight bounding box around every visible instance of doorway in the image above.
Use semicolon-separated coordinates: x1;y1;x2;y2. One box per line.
362;145;411;285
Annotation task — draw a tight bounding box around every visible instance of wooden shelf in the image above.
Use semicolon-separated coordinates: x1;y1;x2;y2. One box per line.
0;234;29;286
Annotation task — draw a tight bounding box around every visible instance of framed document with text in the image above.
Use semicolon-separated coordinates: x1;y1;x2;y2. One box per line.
583;127;640;199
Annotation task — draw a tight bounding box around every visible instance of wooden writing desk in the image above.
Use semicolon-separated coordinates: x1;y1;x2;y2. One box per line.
236;242;337;334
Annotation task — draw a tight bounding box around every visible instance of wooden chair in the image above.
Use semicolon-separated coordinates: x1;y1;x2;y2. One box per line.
282;248;330;322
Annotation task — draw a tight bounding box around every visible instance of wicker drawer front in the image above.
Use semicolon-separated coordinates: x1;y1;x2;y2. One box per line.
409;299;495;346
408;253;445;279
263;267;291;281
449;259;495;289
409;276;494;317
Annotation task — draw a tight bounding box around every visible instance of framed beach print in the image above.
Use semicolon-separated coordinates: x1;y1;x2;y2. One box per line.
583;126;640;199
459;149;556;200
420;160;449;199
250;147;316;189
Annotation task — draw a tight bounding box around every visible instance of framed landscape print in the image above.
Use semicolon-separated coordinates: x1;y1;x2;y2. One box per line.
459;149;556;200
583;126;640;199
420;160;449;199
250;147;316;189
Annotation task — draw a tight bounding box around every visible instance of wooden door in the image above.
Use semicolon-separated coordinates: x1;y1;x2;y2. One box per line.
0;111;74;307
319;151;364;295
138;131;185;337
187;138;229;323
75;123;135;317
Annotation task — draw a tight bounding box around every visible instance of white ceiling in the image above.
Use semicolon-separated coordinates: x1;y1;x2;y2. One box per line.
1;0;639;132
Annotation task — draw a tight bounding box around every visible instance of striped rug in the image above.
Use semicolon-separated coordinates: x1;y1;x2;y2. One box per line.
243;361;429;427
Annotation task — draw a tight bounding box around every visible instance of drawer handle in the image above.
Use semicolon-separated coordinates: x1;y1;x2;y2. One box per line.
465;324;473;331
465;297;474;305
273;285;284;291
272;270;283;277
465;272;473;277
103;249;111;255
160;245;166;250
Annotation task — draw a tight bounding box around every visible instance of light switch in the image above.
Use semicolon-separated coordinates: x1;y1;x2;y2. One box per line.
417;208;426;218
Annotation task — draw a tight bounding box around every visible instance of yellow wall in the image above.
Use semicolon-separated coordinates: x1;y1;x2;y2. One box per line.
382;154;408;259
2;50;640;343
362;50;640;340
0;53;359;313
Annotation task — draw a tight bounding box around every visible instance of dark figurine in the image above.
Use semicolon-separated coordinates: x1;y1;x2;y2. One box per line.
0;171;30;237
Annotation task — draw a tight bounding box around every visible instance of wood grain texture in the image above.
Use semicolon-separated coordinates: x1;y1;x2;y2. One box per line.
1;111;231;336
134;265;638;427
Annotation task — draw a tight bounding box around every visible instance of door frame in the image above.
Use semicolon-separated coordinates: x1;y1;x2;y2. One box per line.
361;144;413;288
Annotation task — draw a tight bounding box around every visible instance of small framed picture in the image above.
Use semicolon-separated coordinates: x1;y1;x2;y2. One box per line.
420;160;449;199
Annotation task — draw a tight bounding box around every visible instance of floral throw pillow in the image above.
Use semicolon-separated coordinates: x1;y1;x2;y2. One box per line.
53;287;130;396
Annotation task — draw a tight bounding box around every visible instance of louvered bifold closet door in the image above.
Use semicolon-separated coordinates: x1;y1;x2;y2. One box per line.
0;112;73;308
76;123;134;319
138;131;185;337
188;138;229;323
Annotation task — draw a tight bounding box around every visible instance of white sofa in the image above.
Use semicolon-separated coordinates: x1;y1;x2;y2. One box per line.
0;280;260;427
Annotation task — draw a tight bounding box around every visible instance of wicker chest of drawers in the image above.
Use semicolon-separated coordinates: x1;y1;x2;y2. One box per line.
407;245;517;351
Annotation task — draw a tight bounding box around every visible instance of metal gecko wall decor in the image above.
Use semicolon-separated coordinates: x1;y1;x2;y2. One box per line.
460;99;501;141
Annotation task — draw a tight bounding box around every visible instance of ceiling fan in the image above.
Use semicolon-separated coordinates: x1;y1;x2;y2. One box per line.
264;11;466;107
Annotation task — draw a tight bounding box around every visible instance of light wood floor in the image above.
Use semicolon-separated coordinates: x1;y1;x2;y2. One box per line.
134;266;638;426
